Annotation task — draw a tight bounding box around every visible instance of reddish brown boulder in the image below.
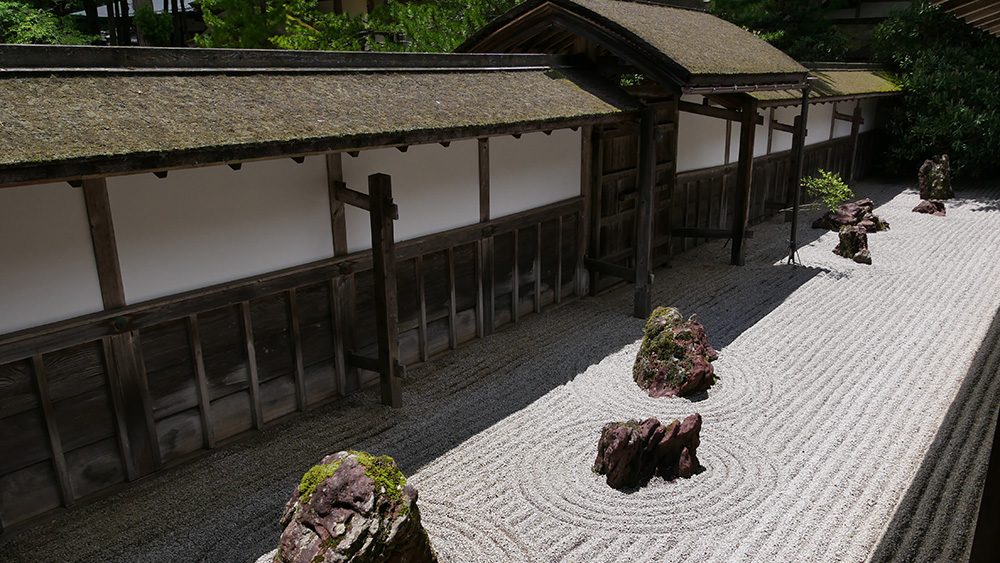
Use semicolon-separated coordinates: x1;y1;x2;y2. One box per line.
913;200;946;216
633;307;718;398
812;198;890;233
834;225;872;265
593;414;703;489
271;451;436;563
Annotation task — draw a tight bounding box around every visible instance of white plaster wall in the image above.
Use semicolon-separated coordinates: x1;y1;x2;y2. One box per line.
754;110;770;158
729;122;741;164
861;98;879;133
108;157;333;304
342;140;479;252
806;102;835;146
770;105;799;153
831;101;855;139
0;183;104;334
678;109;729;172
489;129;581;219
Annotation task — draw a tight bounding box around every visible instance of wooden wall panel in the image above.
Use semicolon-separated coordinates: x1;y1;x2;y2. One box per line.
295;283;338;405
0;359;38;417
64;438;124;499
209;390;253;442
0;461;61;527
199;305;250;400
142;320;197;420
155;407;204;463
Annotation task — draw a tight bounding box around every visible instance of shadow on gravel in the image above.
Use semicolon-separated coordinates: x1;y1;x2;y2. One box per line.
0;199;836;563
869;303;1000;563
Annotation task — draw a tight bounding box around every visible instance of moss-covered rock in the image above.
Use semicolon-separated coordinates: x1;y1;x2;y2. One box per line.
272;451;436;563
812;198;890;233
632;307;718;398
919;154;953;200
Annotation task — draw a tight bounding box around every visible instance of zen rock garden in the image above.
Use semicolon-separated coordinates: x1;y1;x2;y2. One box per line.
264;451;437;563
593;414;704;489
590;306;716;490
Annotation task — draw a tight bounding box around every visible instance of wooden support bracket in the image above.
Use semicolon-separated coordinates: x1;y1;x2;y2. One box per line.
833;110;864;124
679;100;764;125
333;180;399;219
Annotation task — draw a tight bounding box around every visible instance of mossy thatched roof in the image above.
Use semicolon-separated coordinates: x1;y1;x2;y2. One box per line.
572;0;805;77
750;69;900;106
0;64;635;184
459;0;807;86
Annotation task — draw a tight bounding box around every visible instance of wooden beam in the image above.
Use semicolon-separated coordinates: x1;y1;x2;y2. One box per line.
511;229;520;324
771;119;798;135
587;126;604;296
187;314;215;449
534;224;542;314
555;215;564;304
105;331;160;476
478;137;495;335
32;354;74;507
731;99;759;266
833;110;864;125
287;289;307;412
82;178;126;309
584;256;636;283
679;100;764;125
633;105;657;318
239;301;264;429
847;101;863;184
788;84;813;264
447;247;458;349
368;173;402;408
416;255;428;362
333;180;399;218
327;153;356;395
102;338;136;481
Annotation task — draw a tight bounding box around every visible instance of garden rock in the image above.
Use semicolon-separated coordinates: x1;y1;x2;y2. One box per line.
919;154;953;200
272;451;436;563
913;200;946;216
593;414;703;489
633;307;718;398
812;198;890;233
834;225;871;265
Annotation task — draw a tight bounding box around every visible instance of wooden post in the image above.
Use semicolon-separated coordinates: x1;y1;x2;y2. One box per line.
633;105;657;318
788;81;813;265
731;98;759;266
848;100;863;184
327;152;358;393
187;315;215;449
478;138;495;336
588;127;604;296
82;179;125;309
239;301;264;428
32;355;74;507
578;125;594;297
368;173;402;408
105;331;160;476
83;177;160;476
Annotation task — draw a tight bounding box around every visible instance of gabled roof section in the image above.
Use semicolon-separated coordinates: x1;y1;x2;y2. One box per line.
458;0;808;89
0;46;638;187
750;66;901;106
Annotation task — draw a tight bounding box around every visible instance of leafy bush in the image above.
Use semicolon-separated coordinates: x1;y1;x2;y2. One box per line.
711;0;849;61
873;2;1000;179
802;169;854;212
0;0;93;44
134;4;173;47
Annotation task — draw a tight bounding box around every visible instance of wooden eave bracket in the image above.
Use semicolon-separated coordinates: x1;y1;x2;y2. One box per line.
333;180;399;219
770;117;800;135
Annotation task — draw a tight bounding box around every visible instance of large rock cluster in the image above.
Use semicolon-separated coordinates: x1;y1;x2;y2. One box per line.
270;451;436;563
919;154;953;200
812;198;890;233
834;226;872;265
593;414;703;489
633;307;718;398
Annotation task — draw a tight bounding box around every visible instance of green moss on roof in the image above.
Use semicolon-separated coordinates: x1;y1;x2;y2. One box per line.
571;0;806;77
0;68;629;169
750;69;901;103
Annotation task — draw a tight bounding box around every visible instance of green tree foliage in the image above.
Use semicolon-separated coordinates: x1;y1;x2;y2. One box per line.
873;2;1000;178
802;169;854;212
197;0;519;52
134;3;172;46
0;0;93;44
710;0;849;61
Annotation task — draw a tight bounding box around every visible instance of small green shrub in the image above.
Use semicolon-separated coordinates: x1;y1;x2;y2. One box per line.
802;169;854;212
